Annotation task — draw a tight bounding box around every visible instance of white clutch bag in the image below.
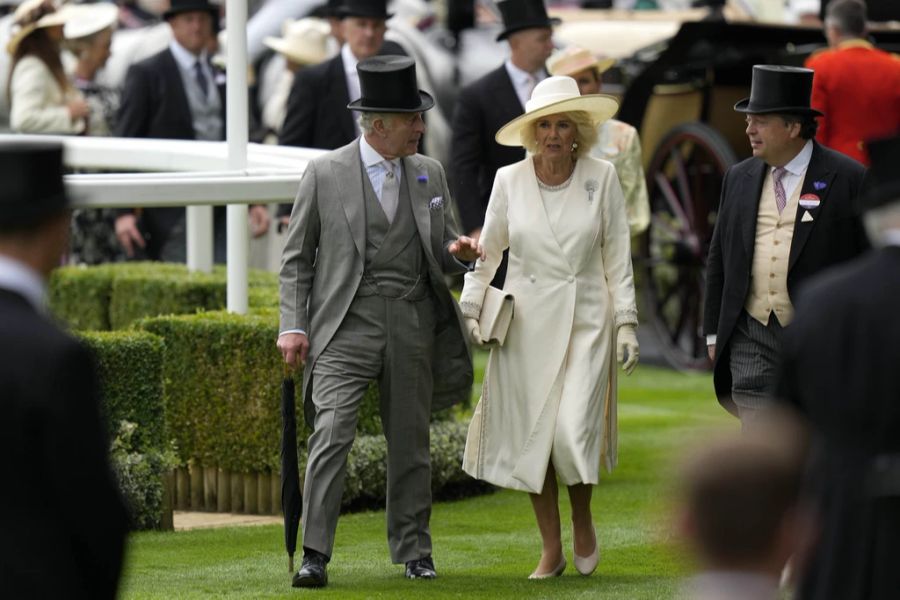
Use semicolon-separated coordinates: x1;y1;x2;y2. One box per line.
478;286;515;346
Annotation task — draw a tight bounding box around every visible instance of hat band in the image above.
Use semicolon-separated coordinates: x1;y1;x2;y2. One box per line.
358;94;421;110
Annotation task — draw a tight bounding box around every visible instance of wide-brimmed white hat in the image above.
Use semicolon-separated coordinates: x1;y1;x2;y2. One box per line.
495;76;619;147
63;2;119;40
547;45;615;79
6;0;75;55
263;17;330;66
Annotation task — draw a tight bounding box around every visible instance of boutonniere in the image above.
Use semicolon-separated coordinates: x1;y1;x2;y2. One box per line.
813;180;827;191
799;193;821;210
584;179;598;202
429;196;444;211
417;173;428;184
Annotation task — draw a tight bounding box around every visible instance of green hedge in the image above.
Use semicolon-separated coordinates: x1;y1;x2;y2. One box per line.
49;263;280;331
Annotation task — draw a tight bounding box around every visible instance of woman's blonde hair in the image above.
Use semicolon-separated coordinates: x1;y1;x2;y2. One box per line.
519;110;598;159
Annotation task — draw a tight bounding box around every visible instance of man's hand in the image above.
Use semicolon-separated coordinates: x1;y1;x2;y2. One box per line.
115;213;145;258
449;235;485;263
277;332;309;369
707;344;716;362
468;227;482;242
617;324;639;375
249;205;271;238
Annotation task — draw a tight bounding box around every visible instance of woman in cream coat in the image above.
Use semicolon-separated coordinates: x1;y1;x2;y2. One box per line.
459;76;639;580
7;0;88;134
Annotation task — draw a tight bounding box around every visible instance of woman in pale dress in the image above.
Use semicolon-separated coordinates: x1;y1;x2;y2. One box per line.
459;76;640;579
6;0;88;134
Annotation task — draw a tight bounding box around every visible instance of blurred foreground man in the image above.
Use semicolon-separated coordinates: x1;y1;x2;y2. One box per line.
703;65;868;427
779;135;900;600
277;56;481;588
0;142;128;599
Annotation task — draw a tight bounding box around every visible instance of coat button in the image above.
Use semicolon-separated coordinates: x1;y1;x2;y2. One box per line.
530;275;536;283
567;276;574;283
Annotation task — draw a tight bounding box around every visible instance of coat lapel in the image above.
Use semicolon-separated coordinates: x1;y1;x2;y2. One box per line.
405;156;436;264
331;140;366;261
162;50;195;137
525;159;576;273
789;144;832;271
330;56;356;143
739;161;767;259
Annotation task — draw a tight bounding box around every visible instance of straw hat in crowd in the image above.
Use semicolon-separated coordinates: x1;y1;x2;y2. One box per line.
263;17;330;67
547;45;616;80
63;2;118;41
495;75;618;147
6;0;72;55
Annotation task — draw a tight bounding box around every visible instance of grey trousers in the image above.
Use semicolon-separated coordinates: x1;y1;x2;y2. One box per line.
729;310;784;430
302;294;436;563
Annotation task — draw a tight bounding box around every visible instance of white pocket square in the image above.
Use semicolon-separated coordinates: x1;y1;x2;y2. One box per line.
801;211;814;223
429;196;444;210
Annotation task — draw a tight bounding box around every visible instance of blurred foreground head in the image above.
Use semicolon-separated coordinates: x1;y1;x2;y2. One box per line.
677;411;811;576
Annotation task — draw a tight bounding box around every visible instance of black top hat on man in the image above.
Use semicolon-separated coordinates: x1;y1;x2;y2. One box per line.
0;142;68;231
164;0;219;21
496;0;561;41
348;55;434;113
860;135;900;211
335;0;392;20
734;65;823;117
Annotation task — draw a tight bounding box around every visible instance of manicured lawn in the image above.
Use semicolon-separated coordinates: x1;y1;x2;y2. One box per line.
120;365;734;599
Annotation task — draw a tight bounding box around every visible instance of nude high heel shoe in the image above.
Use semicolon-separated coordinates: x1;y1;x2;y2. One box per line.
573;526;599;576
528;556;566;580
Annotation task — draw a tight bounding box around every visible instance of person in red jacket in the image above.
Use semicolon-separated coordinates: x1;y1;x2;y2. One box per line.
804;0;900;165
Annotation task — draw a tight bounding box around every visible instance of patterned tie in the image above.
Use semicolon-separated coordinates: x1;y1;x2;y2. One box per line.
523;73;536;105
380;161;399;223
194;61;209;98
773;167;787;215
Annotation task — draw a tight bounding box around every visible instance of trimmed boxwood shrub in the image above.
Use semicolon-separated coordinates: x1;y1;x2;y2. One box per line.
49;262;280;331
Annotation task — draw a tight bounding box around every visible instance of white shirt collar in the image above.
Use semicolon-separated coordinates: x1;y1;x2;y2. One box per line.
359;135;398;170
169;38;209;71
0;255;46;312
880;228;900;247
342;43;361;77
778;139;814;178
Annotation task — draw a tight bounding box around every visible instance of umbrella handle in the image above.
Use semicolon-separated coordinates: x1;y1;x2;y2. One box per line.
289;554;294;574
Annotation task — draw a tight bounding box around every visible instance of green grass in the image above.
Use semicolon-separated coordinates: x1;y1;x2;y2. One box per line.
120;365;735;599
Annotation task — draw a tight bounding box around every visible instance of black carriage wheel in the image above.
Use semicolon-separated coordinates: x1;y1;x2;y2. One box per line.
639;122;737;371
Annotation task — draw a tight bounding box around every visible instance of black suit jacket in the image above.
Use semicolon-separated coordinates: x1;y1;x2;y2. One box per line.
703;141;868;414
779;247;900;600
449;65;526;234
115;48;226;259
0;287;128;599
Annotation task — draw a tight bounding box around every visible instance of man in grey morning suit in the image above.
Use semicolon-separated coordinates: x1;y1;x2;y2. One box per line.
277;55;483;588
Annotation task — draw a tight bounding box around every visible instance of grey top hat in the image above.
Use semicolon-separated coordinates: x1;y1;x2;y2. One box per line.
0;141;68;231
861;135;900;210
347;55;434;113
496;0;560;42
734;65;823;117
164;0;219;21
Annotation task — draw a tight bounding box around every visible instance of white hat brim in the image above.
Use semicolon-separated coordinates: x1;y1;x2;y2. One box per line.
263;36;327;66
495;94;619;147
64;4;119;40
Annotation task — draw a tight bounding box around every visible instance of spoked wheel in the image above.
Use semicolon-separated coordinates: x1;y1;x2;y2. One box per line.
640;122;737;371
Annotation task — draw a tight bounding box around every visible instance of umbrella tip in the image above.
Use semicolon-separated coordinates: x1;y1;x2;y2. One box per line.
289;554;294;574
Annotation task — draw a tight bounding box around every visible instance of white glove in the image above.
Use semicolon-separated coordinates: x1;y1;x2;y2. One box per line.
616;324;639;375
464;317;484;347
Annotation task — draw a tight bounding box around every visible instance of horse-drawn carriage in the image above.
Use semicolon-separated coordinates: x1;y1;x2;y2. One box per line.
553;8;900;369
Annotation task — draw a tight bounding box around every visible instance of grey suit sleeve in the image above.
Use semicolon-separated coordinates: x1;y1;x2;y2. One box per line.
279;162;321;333
437;165;469;275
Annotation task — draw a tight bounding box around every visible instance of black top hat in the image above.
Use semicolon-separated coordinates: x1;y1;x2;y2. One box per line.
164;0;219;21
734;65;823;117
0;142;68;231
860;135;900;210
348;55;434;113
335;0;392;20
496;0;560;42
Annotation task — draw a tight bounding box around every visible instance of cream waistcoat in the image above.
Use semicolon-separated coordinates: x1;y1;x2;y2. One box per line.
745;168;802;326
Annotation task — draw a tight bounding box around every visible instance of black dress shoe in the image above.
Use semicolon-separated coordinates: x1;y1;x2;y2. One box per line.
405;555;437;579
292;550;328;588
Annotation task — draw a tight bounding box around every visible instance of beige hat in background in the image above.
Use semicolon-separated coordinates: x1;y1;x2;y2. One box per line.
63;2;119;40
263;17;330;66
495;75;618;147
547;45;616;79
7;0;75;55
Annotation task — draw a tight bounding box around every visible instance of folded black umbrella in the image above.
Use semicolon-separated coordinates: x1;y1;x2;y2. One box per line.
280;366;302;573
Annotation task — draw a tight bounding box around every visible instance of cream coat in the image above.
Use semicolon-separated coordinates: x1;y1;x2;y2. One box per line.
460;156;637;493
9;56;85;134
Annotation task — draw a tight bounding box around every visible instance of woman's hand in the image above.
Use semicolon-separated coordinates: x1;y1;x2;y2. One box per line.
616;324;639;375
67;98;89;121
464;317;484;346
